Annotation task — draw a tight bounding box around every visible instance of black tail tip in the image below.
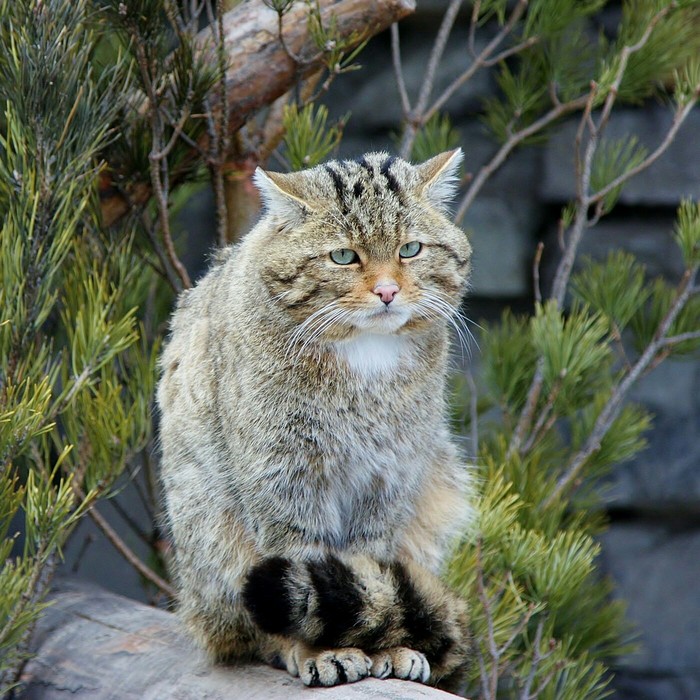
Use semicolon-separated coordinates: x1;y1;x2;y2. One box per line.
242;556;295;635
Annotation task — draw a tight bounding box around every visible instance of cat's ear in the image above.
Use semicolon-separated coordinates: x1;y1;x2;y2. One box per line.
254;168;312;223
415;148;463;212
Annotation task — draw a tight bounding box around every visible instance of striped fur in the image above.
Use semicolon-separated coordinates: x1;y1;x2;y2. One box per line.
157;150;474;689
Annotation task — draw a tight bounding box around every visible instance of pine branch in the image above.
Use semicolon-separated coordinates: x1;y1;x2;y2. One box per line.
400;0;533;160
660;329;700;346
551;5;675;306
543;265;699;508
588;94;699;210
508;7;681;458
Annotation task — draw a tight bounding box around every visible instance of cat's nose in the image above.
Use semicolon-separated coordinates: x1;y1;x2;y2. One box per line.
373;282;400;305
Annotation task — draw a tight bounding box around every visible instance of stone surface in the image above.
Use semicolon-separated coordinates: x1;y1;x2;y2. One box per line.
605;360;700;510
462;196;538;297
541;106;700;205
601;523;700;699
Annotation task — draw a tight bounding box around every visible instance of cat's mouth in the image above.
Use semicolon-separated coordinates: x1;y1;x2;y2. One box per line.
351;303;412;333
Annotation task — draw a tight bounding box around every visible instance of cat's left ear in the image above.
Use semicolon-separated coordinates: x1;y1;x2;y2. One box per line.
254;168;312;224
415;148;463;212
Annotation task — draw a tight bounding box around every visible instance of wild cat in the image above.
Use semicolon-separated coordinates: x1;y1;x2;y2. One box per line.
156;149;474;689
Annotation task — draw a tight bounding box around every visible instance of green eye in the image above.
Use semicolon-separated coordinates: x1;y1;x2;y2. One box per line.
330;248;359;265
399;241;422;259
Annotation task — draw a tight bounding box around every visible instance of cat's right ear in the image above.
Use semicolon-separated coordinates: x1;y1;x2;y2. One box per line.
254;168;311;225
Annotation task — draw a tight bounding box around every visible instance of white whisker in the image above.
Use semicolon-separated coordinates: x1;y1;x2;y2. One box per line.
419;290;478;361
285;301;351;363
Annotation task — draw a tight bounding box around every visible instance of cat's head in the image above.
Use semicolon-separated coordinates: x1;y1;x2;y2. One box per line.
250;150;471;343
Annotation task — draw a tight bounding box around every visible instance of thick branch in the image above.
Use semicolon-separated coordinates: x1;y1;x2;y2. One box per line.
23;579;460;699
100;0;415;227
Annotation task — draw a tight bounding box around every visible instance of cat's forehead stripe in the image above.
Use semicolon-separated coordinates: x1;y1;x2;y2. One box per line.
324;164;349;214
321;155;406;208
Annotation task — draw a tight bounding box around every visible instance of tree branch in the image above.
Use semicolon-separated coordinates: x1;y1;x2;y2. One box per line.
85;499;176;599
100;0;415;227
453;93;590;225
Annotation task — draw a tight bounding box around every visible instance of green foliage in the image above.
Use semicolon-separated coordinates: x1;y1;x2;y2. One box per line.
571;252;651;332
0;0;155;690
531;302;612;408
482;0;700;145
590;136;648;213
282;103;347;170
674;199;700;267
613;1;700;102
522;0;607;40
410;113;461;163
307;0;369;74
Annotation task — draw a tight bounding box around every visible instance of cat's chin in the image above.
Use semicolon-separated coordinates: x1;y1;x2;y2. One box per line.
350;306;412;334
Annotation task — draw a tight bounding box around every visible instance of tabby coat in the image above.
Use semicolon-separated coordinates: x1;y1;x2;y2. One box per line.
157;150;474;689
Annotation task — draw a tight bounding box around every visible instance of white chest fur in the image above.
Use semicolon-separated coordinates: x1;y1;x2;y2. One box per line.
332;333;413;378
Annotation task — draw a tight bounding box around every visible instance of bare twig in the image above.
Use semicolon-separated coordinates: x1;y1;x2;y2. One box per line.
532;241;544;305
454;94;590;224
482;36;539;68
660;329;700;346
133;39;192;290
467;0;480;58
391;23;411;116
519;620;563;700
508;9;679;461
551;6;674;305
415;0;463;113
520;375;564;455
506;360;545;459
399;0;463;158
423;0;530;125
86;499;176;598
589;95;700;209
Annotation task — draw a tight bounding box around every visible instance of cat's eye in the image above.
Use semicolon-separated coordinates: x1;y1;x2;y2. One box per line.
399;241;422;259
330;248;359;265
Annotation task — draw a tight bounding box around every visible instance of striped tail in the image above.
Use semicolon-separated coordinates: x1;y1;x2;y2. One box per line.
241;553;469;687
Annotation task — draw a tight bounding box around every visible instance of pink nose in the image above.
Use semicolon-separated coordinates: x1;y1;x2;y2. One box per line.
373;282;400;305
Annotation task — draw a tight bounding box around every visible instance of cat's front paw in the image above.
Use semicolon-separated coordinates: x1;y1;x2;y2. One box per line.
300;648;372;687
370;647;430;683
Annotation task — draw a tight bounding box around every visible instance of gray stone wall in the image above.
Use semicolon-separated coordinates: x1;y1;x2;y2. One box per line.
58;6;700;699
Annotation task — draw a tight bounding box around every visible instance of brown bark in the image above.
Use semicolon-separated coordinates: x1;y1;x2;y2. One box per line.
21;578;460;699
99;0;416;227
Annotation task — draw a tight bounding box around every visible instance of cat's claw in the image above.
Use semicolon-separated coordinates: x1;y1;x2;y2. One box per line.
370;647;431;684
301;648;372;687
